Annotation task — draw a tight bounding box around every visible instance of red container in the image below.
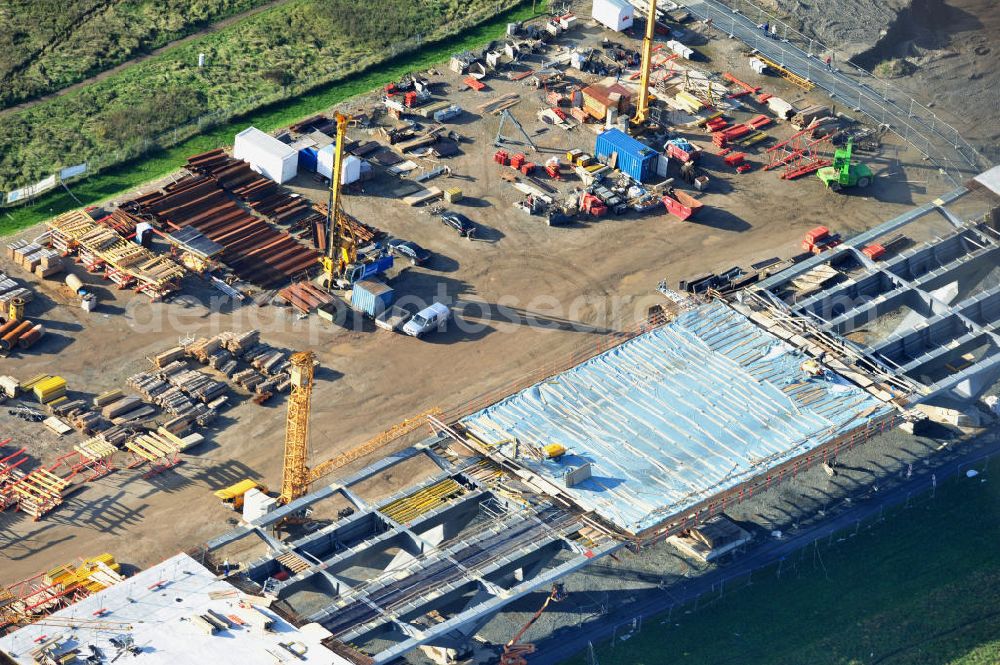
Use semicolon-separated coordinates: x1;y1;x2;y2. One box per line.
803;226;830;244
863;243;886;260
494;150;509;165
662;190;704;221
510;153;526;169
404;91;418;107
520;162;535;175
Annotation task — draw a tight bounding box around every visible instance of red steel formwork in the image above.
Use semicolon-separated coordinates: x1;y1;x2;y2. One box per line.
765;127;833;179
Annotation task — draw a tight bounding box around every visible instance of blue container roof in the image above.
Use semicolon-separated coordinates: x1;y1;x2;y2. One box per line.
597;129;656;158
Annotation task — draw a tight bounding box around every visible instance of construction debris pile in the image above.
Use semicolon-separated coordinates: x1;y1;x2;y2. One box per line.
0;553;124;632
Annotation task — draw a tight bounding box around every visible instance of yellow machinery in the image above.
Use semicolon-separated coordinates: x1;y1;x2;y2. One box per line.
277;343;442;503
631;0;658;126
214;479;266;510
8;296;25;322
278;351;316;504
319;114;358;290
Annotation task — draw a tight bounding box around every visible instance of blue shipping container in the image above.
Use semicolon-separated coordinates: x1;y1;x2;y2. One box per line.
594;129;658;183
351;279;395;318
298;146;318;173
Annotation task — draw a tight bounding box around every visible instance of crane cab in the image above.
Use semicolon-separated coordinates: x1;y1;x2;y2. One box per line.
214;479;266;510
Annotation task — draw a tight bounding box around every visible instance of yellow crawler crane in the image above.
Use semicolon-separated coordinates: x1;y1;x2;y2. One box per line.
631;0;659;126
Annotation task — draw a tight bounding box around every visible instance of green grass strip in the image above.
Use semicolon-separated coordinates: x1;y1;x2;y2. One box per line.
562;474;1000;665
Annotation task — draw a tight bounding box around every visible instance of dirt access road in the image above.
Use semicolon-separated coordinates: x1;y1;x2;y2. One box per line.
0;12;961;586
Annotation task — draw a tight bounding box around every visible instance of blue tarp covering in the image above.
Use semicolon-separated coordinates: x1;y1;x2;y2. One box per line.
462;302;893;533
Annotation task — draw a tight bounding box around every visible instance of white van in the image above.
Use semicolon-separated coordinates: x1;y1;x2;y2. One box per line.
402;302;451;338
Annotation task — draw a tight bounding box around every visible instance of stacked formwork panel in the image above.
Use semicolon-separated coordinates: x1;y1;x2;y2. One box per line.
46;211;184;299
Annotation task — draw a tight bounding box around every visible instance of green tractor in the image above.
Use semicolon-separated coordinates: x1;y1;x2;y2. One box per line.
817;138;873;191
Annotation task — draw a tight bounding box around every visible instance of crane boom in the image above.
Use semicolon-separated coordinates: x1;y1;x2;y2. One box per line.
500;584;565;665
320;114;357;289
307;408;443;483
632;0;658;126
279;351;315;504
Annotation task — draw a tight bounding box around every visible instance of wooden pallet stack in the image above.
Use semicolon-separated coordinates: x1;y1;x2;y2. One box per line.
6;467;72;520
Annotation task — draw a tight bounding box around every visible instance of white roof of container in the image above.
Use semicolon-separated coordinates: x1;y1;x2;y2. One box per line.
235;126;296;159
0;553;349;665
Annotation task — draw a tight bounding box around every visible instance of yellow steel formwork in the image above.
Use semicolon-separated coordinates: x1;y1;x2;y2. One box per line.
7;468;70;520
378;478;465;524
753;54;815;91
124;432;181;476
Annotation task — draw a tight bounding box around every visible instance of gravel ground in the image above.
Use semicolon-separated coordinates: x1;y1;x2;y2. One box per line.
735;0;999;163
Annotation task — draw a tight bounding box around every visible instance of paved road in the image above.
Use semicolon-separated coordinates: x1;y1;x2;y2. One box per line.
680;0;987;182
533;430;999;664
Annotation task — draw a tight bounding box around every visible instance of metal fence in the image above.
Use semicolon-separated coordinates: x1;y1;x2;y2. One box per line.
0;0;527;208
681;0;989;186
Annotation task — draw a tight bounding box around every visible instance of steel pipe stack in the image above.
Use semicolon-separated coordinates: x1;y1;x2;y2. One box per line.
1;320;34;350
17;324;45;349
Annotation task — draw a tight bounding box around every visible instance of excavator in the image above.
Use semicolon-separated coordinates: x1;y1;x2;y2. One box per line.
318;114;392;290
500;583;566;665
816;138;873;191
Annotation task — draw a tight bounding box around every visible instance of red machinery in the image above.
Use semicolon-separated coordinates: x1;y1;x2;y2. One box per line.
500;584;566;665
579;193;607;217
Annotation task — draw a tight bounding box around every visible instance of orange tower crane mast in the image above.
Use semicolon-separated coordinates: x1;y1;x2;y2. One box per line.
278;351;315;504
632;0;658;126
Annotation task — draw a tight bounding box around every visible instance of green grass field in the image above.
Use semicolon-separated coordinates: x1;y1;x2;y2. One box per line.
0;0;272;108
0;0;527;192
564;470;1000;665
0;0;541;236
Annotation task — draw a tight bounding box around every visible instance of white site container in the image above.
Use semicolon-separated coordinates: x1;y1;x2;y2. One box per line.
233;126;297;184
317;147;362;185
592;0;634;32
